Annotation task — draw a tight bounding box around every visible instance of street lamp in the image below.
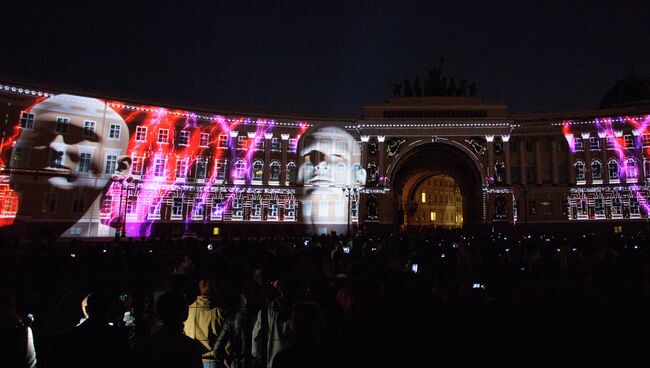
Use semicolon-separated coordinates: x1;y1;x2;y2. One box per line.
342;186;359;235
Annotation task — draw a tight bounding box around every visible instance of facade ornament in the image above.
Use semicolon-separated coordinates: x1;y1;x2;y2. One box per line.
465;137;487;156
366;162;378;187
494;195;507;221
386;138;406;157
368;138;378;155
494;161;505;182
366;194;378;221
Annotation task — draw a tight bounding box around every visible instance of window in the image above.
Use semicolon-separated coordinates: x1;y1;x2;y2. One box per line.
643;134;650;147
591;160;602;180
136;126;147;142
70;227;82;236
158;128;169;143
271;138;281;151
336;141;347;155
20;111;35;129
608;159;619;180
606;136;616;150
131;156;143;176
573;137;583;151
626;158;637;179
11;146;28;168
193;200;204;218
109;124;121;139
211;198;223;218
50;150;64;167
82;121;96;136
525;166;535;182
233;159;247;180
252;160;264;182
421;192;426;203
320;140;330;154
288;138;298;153
178;130;190;146
195;158;207;180
303;162;314;183
251;200;261;218
630;196;640;216
237;136;247;149
644;160;650;178
589;137;600;150
594;198;605;216
171;197;183;218
285;200;296;220
101;195;112;213
218;134;228;148
268;200;278;218
78;153;92;173
55;118;69;134
148;202;162;219
270;161;281;182
232;198;243;218
574;161;585;181
126;196;137;215
105;155;117;174
175;159;188;179
43;193;57;213
624;134;634;149
287;162;297;184
72;194;85;213
153;158;166;177
215;159;227;180
254;138;264;150
335;163;346;184
353;163;364;185
200;133;209;147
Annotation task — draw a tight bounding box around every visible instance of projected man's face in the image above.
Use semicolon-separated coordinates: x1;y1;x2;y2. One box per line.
10;94;130;216
298;126;365;233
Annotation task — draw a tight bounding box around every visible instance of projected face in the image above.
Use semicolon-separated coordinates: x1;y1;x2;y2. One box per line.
299;126;365;234
10;94;130;226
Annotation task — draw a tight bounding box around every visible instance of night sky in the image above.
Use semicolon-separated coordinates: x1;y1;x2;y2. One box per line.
1;1;648;117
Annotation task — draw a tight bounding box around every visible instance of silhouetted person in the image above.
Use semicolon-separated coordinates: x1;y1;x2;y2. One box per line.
213;284;255;368
0;293;36;368
48;291;127;368
135;290;203;368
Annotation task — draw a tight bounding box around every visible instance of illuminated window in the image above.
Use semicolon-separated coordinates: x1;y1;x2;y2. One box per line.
104;155;117;174
20;111;35;129
624;134;634;149
158;129;169;143
286;162;297;184
594;198;604;216
254;138;265;150
626;158;637;179
55;117;69;134
193;200;204;218
644;160;650;178
320;140;330;154
252;160;264;182
78;153;92;173
148;202;162;219
218;134;228;148
153;158;166;177
270;161;281;182
608;159;619;180
232;198;243;218
72;194;85;213
131;156;143;176
335;163;346;184
251;200;262;218
271;138;281;151
83;121;96;136
211;198;223;218
591;160;602;180
237;136;247;149
285;200;296;220
126;196;137;215
268;200;278;218
574;161;585;181
171;197;183;218
109;124;121;139
643;134;650;147
101;195;112;213
430;211;436;221
289;138;298;153
353;163;364;184
303;162;314;183
606;136;616;150
195;158;207;180
573;138;583;151
214;159;226;180
589;137;600;150
421;192;426;203
49;149;64;167
630;196;640;215
234;159;246;180
175;159;188;179
136;126;147;142
199;133;209;147
178;130;190;146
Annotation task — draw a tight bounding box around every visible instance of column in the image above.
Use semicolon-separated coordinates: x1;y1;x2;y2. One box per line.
519;140;526;185
551;138;559;185
263;133;272;185
534;138;542;185
281;133;289;185
502;135;511;185
600;134;608;184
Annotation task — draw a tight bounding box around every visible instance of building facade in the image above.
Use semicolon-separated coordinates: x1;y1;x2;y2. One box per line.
0;78;649;239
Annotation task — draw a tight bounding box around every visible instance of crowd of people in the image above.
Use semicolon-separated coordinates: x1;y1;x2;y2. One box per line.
1;228;649;367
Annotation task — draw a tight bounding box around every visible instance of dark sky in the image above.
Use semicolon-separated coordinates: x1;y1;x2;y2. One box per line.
1;0;649;117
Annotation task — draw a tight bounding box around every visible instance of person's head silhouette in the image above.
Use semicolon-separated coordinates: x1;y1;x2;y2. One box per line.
84;291;115;321
156;290;189;329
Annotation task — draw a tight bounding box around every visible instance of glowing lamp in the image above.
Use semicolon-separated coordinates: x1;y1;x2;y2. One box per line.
229;131;239;138
501;134;510;142
264;132;273;139
247;132;257;139
360;135;370;142
377;135;386;143
281;134;290;140
485;135;495;142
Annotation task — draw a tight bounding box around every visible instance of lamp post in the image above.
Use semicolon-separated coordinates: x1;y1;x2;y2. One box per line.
342;186;359;235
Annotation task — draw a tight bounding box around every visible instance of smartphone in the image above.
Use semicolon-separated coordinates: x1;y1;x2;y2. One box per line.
411;264;419;273
343;246;350;254
207;244;213;251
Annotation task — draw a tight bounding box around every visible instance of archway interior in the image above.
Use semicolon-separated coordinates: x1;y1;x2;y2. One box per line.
401;173;463;228
390;143;484;227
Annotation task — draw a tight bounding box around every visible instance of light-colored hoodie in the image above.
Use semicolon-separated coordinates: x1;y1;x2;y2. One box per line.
183;295;225;359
